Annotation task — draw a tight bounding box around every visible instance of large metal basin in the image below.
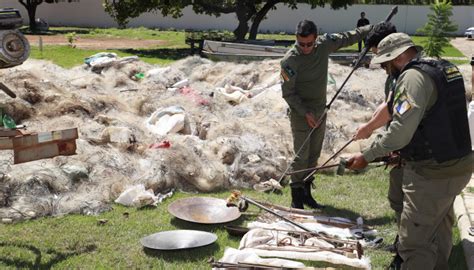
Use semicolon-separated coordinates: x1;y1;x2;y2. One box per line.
168;197;241;224
140;230;217;250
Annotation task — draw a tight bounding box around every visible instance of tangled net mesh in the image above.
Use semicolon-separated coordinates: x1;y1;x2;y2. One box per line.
0;55;470;222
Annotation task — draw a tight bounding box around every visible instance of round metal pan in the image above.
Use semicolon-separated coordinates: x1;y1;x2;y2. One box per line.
140;230;217;250
168;197;241;224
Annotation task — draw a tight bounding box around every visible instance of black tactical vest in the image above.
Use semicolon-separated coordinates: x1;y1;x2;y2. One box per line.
398;59;471;162
386;75;398;118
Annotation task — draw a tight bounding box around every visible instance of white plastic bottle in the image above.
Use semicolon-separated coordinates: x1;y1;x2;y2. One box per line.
470;56;474;149
469;101;474;149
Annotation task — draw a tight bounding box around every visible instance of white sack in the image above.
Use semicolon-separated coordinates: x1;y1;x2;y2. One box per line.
145;106;188;136
215;84;251;104
213;247;305;270
114;184;156;207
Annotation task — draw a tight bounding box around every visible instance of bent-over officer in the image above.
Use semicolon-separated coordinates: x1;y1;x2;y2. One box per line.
347;33;473;269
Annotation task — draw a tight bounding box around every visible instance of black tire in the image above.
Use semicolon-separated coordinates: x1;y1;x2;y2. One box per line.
0;29;30;68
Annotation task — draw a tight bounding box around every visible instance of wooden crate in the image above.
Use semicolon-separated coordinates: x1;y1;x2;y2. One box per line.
0;128;79;164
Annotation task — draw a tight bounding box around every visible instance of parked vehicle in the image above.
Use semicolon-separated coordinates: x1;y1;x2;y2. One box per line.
465;27;474;39
0;8;30;68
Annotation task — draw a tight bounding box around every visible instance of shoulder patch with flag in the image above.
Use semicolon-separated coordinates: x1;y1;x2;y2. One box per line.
393;92;412;116
323;33;338;41
281;65;296;82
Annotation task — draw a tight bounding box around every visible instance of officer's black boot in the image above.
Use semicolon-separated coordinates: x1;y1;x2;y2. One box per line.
387;235;403;270
303;181;325;209
387;254;403;270
290;187;305;209
386;235;399;253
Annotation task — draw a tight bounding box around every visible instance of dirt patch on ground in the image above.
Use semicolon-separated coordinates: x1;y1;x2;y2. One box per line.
450;37;474;58
26;35;168;49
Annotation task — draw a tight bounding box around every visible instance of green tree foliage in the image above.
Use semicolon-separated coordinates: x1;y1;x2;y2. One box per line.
103;0;184;30
416;0;458;58
103;0;354;40
355;0;472;4
18;0;78;31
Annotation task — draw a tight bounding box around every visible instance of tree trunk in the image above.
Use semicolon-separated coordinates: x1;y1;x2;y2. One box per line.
27;5;38;31
19;0;42;31
233;1;249;41
248;19;261;40
233;20;249;41
249;1;279;40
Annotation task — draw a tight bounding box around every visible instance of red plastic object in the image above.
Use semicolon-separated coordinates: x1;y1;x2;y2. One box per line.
149;140;171;149
179;86;210;106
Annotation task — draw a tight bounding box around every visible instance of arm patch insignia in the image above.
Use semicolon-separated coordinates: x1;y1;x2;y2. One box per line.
392;87;412;117
281;65;296;81
443;64;463;83
393;92;412;116
324;33;338;41
281;70;289;81
395;99;412;116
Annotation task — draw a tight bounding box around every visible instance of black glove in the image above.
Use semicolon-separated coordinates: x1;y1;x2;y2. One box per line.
470;56;474;65
366;22;397;49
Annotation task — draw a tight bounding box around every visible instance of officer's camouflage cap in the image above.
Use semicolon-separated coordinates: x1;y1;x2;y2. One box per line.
371;33;423;64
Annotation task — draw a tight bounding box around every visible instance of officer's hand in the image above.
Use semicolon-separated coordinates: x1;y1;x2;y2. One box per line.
353;124;373;140
305;112;317;128
387;152;401;166
346;154;368;170
366;22;397;49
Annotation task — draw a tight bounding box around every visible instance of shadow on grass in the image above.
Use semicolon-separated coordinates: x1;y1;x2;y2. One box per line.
168;215;257;241
365;215;394;227
449;239;468;270
21;28;92;36
169;215;253;231
0;241;96;269
136;205;158;211
321;205;362;220
322;205;393;227
119;48;192;61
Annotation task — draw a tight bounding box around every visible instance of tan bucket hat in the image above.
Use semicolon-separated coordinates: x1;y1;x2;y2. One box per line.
371;33;423;64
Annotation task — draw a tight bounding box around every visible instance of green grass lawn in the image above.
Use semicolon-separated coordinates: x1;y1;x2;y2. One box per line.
30;45;187;68
28;27;190;68
24;27;469;68
0;168;467;269
31;26;187;46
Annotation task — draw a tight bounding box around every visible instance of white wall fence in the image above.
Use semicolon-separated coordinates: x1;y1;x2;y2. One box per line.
2;0;473;35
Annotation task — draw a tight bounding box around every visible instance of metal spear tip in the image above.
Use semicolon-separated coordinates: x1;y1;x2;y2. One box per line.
392;6;398;15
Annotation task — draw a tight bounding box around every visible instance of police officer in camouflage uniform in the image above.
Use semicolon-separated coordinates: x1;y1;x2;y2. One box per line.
280;20;373;209
348;33;473;269
352;24;405;268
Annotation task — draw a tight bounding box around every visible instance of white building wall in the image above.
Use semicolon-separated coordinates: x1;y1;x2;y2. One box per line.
2;0;473;35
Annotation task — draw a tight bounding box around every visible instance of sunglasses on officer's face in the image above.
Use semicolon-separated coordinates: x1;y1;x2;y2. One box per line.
297;41;315;48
